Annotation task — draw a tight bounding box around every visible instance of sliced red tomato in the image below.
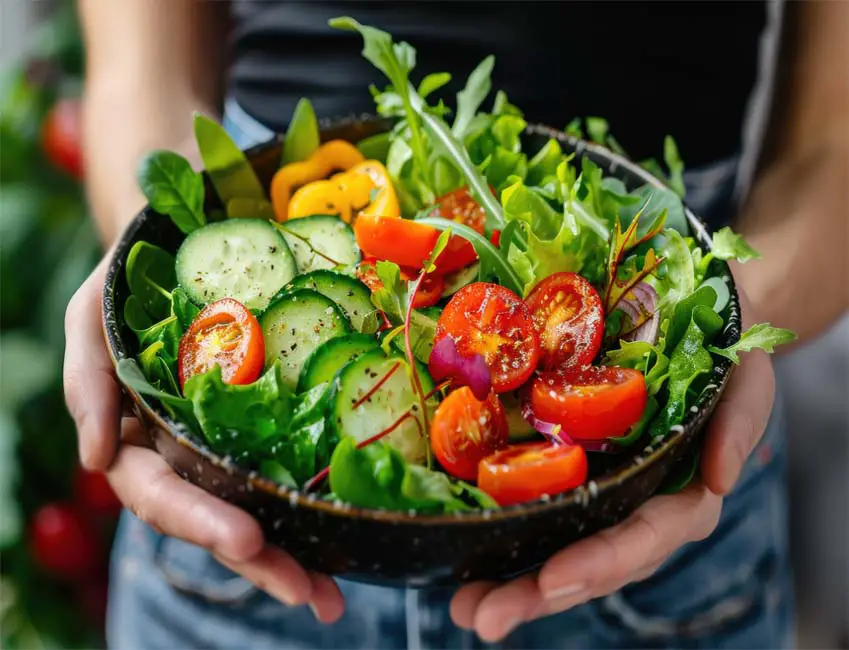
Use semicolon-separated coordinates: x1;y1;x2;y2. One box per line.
525;272;604;369
356;260;444;309
178;298;265;388
529;366;647;440
435;283;540;392
430;387;508;480
433;187;499;272
478;442;588;506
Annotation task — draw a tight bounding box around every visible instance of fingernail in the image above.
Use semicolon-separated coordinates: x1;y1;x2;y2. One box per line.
544;582;586;601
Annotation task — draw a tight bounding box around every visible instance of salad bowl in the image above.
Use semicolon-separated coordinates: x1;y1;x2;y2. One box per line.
102;115;741;587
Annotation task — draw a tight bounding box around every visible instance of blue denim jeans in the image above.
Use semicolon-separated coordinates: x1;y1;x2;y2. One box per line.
106;100;794;649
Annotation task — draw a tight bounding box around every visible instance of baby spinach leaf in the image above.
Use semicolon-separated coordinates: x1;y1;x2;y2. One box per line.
138;341;180;396
619;185;688;236
611;396;658;446
182;363;294;453
708;323;796;364
136;150;206;234
417;216;522;294
125;241;176;321
259;459;297;488
193;112;266;203
453;56;494;140
281;97;320;166
170;287;200;331
116;359;198;431
124;294;153;333
328;438;497;512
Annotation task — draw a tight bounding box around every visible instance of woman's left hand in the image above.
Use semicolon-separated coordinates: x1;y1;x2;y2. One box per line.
450;293;776;642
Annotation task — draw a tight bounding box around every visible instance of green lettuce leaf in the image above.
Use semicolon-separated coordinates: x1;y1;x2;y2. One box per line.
708;323;796;363
328;438;497;512
710;226;762;263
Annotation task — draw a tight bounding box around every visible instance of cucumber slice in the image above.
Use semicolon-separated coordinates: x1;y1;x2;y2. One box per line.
260;289;351;390
282;270;378;333
275;215;360;273
175;219;296;311
441;262;480;297
329;349;434;465
298;332;379;392
501;391;540;442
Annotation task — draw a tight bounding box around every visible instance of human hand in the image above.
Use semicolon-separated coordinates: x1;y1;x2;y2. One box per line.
63;256;345;622
450;293;775;642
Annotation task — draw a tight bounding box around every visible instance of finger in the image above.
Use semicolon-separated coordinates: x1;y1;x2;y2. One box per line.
107;444;265;563
64;260;121;471
702;347;774;495
307;573;345;623
538;484;721;601
449;581;498;630
472;575;541;642
215;546;313;607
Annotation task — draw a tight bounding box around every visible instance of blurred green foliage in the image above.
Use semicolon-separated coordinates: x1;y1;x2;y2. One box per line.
1;3;106;648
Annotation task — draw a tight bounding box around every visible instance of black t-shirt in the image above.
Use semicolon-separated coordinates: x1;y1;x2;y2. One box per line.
229;1;767;167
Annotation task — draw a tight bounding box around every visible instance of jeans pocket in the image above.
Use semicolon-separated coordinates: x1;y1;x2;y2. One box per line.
153;534;258;605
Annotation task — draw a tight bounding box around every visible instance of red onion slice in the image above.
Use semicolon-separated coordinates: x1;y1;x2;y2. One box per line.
428;337;492;401
620;282;659;344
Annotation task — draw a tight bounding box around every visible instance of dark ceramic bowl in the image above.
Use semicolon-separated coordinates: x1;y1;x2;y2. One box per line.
102;117;740;588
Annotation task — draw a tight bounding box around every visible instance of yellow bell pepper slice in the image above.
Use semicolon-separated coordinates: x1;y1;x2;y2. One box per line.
270;140;364;221
288;180;352;222
331;160;400;220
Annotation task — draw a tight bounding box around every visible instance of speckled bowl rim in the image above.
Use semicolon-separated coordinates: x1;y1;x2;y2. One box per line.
102;115;740;526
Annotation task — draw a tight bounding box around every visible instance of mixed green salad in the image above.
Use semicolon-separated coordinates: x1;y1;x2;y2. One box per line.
117;19;794;512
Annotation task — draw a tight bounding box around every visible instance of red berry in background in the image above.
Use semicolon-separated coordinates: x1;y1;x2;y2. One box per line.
75;468;122;519
78;578;109;629
41;98;84;179
29;503;101;579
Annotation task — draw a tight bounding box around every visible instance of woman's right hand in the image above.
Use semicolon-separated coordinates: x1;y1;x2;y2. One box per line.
63;256;346;622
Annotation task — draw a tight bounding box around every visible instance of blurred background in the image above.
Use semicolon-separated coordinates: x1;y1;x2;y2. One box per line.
0;2;846;648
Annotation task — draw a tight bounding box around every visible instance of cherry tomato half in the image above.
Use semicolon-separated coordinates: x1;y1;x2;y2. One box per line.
430;387;508;480
178;298;265;388
529;366;647;440
356;259;444;309
435;283;540;392
525;272;604;369
433;187;489;271
478;442;588;506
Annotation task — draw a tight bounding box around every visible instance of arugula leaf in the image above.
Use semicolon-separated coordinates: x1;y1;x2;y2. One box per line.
331;18;432;201
125;241;177;321
193;112;266;203
136;150;206;234
585;116;627;156
328;438;497;512
370;260;439;363
419;72;452;99
282;97;320;165
710;226;762;263
664;135;686;198
417;216;523;294
564;117;584;139
708;323;796;363
182;363;294;453
452;56;494;140
417;110;505;229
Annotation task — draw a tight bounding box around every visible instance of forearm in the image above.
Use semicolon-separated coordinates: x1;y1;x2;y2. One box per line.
78;0;228;245
732;0;849;346
732;142;849;344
